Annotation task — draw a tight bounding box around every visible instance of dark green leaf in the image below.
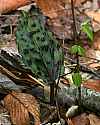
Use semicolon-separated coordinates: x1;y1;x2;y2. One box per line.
77;46;85;56
72;73;82;86
81;20;93;41
70;45;78;54
16;9;64;83
70;45;85;56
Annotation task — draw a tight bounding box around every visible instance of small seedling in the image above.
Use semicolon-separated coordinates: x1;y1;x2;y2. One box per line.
70;19;93;106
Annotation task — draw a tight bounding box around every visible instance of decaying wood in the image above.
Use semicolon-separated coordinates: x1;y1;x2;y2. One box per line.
1;49;100;116
57;83;100;115
0;50;44;87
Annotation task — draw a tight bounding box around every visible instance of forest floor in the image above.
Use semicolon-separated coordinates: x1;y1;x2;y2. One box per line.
0;0;100;125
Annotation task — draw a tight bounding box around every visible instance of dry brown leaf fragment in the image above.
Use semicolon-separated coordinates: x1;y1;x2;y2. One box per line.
83;80;100;92
86;11;100;24
0;0;32;14
35;0;64;18
93;31;100;50
68;118;74;125
70;113;90;125
86;11;100;32
89;63;100;69
88;114;100;125
0;0;89;15
4;91;40;125
35;0;87;18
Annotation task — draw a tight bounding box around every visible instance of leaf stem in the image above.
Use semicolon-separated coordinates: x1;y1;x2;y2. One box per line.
76;53;81;106
71;0;77;41
71;0;81;106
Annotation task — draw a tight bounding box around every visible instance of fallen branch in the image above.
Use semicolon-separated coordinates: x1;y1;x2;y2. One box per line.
0;0;33;14
57;83;100;115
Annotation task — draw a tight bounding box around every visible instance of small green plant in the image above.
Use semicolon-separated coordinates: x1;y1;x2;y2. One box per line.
70;20;93;106
70;0;93;108
81;20;93;42
16;7;64;104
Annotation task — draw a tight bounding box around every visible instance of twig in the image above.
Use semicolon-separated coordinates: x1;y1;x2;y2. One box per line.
54;68;62;124
60;71;73;77
0;15;19;17
71;0;78;41
65;56;100;78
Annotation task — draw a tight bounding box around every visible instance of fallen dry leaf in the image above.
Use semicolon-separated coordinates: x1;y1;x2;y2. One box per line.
93;31;100;50
71;113;90;125
68;118;74;125
83;79;100;92
4;91;40;125
0;0;90;15
86;11;100;32
35;0;64;18
85;49;100;65
68;113;100;125
88;114;100;125
86;11;100;24
35;0;87;18
89;63;100;69
0;0;32;14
